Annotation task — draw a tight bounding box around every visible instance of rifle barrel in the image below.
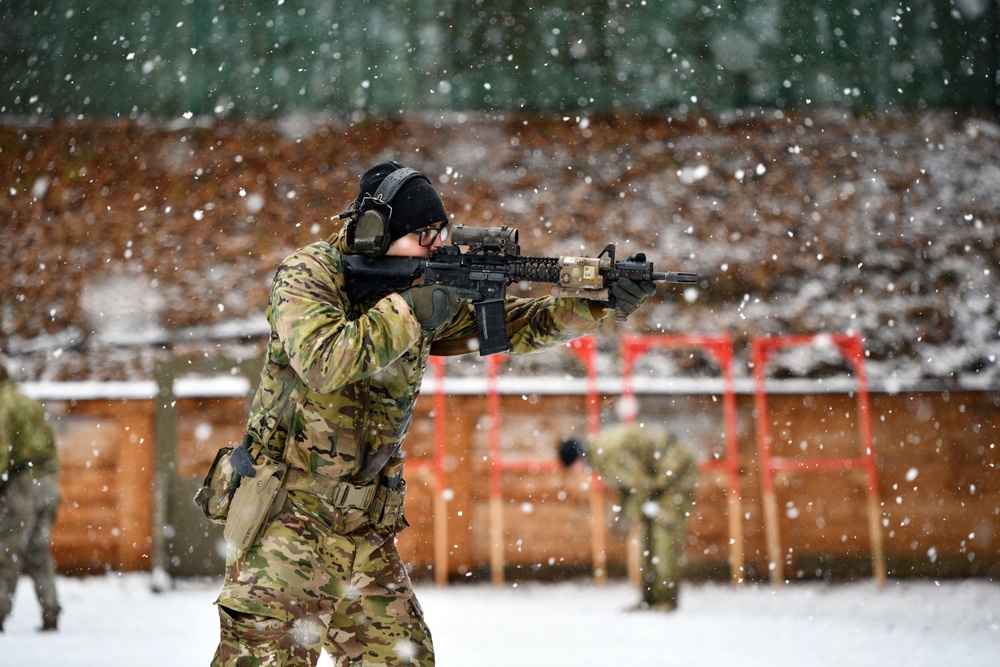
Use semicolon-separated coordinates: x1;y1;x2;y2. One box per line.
653;271;698;283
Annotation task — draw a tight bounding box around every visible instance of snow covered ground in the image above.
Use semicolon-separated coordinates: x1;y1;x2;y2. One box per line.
3;573;998;666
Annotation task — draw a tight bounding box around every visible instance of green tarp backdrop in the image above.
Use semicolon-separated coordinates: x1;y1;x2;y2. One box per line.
2;0;997;117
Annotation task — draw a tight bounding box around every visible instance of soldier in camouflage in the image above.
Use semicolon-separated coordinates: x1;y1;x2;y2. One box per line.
211;162;657;666
0;361;61;632
559;422;698;611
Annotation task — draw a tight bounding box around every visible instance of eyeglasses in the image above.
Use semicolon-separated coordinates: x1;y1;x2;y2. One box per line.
418;223;450;247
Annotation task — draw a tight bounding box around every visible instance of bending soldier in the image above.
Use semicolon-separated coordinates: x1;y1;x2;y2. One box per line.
560;422;697;611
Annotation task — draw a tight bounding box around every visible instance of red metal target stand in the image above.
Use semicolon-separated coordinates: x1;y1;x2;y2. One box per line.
406;356;451;586
751;333;887;586
621;334;745;586
486;336;608;587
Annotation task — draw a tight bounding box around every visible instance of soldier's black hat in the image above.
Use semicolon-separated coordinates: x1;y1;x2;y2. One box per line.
356;161;449;243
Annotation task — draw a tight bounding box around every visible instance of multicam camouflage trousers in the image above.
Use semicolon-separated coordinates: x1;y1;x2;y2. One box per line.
638;511;688;610
0;471;62;625
212;490;434;666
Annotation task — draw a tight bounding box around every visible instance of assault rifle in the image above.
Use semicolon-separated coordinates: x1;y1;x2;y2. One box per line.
343;225;697;355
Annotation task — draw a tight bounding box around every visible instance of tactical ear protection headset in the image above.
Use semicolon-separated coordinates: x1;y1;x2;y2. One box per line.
343;167;429;257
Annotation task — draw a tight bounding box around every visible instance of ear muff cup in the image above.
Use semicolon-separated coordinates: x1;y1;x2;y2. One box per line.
350;208;391;257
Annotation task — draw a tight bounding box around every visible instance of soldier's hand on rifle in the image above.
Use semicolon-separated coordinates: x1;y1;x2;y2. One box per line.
606;254;658;316
609;277;657;316
401;284;479;331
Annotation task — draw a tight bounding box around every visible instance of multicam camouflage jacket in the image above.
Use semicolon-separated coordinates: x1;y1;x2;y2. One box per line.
243;228;609;516
0;379;58;486
587;423;697;523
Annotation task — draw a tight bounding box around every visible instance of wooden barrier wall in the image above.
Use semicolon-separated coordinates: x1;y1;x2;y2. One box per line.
45;399;155;573
41;388;1000;580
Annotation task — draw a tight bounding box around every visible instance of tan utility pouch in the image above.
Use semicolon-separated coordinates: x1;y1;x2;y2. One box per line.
370;452;407;531
223;459;288;551
371;480;407;531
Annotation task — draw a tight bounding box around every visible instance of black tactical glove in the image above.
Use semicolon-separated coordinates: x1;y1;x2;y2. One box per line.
613;277;657;315
603;253;658;317
401;284;476;331
607;275;657;318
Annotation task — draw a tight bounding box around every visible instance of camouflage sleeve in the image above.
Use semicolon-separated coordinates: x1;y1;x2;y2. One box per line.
268;244;423;393
505;296;608;354
434;295;609;355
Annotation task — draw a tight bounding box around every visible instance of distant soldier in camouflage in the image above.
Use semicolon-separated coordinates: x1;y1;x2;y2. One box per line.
211;162;657;666
0;361;62;632
559;423;697;611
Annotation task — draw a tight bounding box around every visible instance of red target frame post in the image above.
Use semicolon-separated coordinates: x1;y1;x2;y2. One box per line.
406;356;451;586
751;333;886;586
486;336;607;586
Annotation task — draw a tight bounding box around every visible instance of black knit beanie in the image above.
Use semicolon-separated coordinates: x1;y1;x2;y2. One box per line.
355;162;449;242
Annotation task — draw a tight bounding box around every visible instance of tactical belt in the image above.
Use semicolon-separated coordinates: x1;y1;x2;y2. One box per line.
283;467;378;511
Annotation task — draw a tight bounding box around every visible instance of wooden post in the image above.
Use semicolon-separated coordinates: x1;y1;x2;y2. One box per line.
866;488;888;587
487;355;506;587
567;336;608;586
489;495;505;587
430;357;450;587
727;487;745;585
846;337;888;588
717;339;745;585
589;473;608;585
433;490;449;587
761;487;785;585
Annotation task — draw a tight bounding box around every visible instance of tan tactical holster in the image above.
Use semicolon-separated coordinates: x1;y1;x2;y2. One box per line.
223;455;288;551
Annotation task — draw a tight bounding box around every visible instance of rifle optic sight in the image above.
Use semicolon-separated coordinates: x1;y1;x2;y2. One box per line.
452;224;520;256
